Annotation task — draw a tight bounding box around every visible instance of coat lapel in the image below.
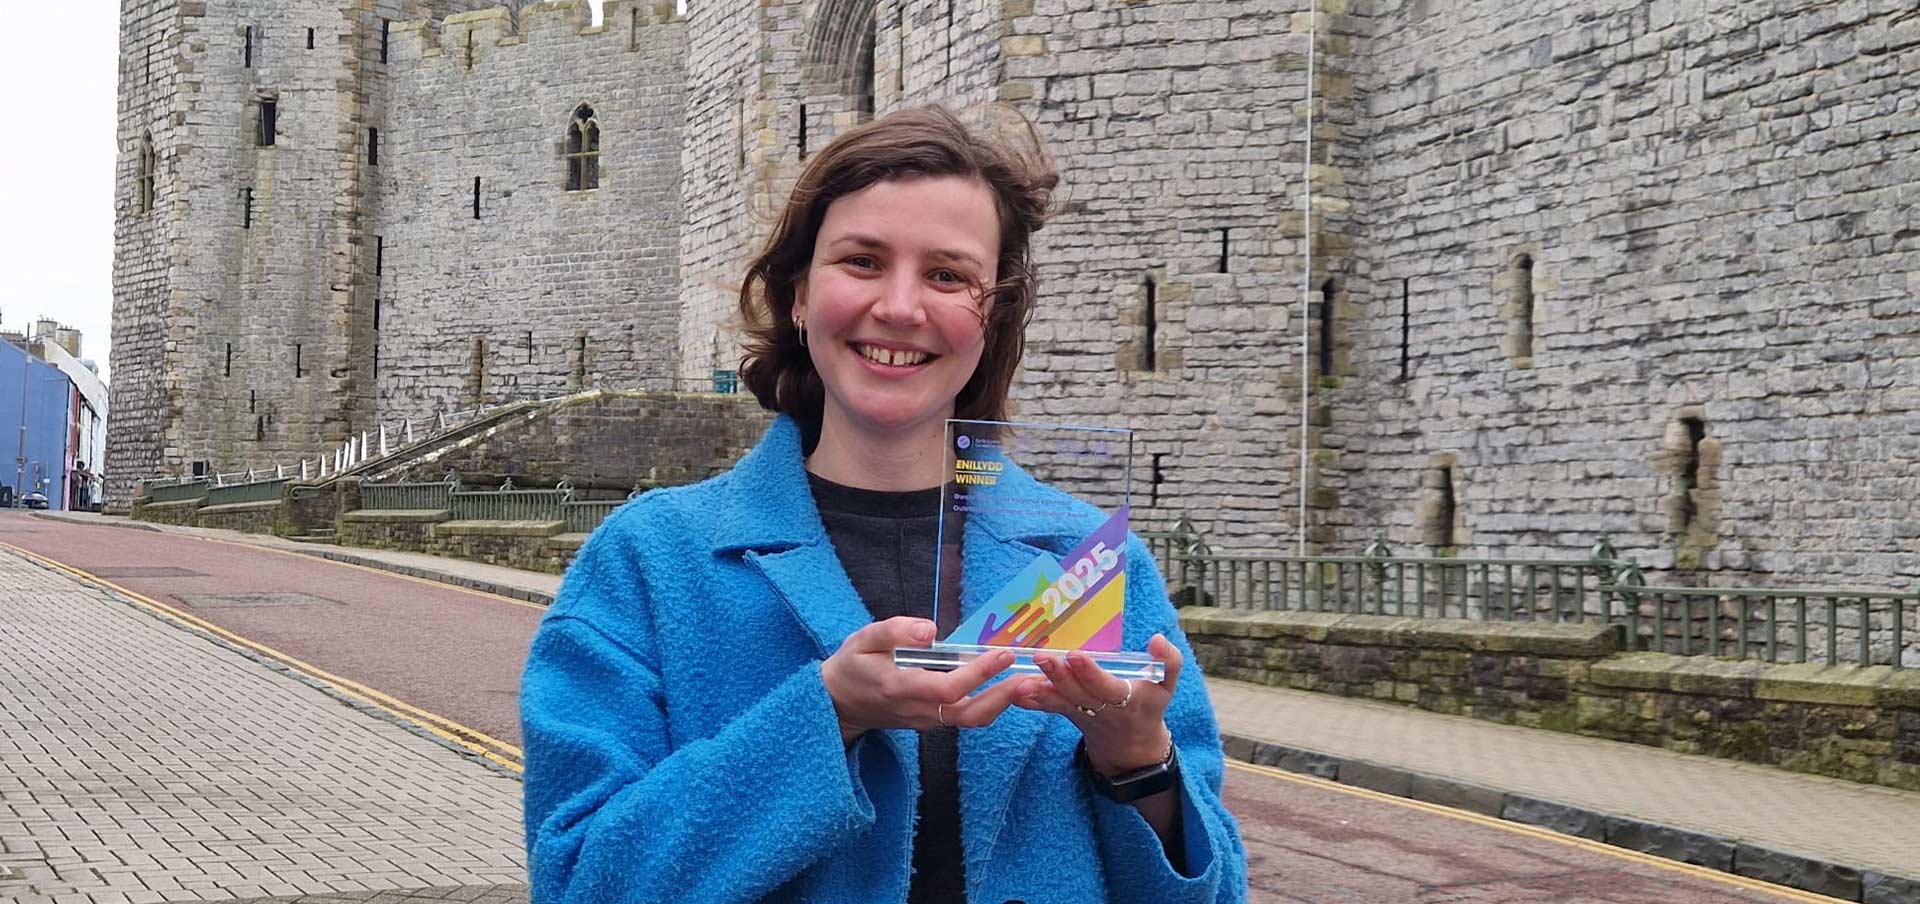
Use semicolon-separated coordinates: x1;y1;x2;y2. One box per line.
715;416;875;660
746;542;872;661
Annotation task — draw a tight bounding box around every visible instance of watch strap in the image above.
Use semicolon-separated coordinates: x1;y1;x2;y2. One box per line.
1076;739;1179;804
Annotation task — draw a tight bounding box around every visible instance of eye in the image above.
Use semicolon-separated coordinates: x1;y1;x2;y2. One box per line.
843;254;879;270
930;269;966;286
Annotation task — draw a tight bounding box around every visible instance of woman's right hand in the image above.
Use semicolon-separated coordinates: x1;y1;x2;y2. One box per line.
821;617;1036;746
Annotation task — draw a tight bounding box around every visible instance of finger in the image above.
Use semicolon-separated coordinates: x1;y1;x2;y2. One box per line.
842;616;936;655
1066;650;1135;707
924;648;1016;704
1151;634;1184;695
1010;677;1078;716
941;673;1033;728
1034;654;1106;712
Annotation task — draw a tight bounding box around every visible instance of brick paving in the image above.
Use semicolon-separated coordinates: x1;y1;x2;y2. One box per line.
0;546;528;904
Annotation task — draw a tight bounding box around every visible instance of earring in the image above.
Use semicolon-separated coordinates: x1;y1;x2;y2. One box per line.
794;318;807;347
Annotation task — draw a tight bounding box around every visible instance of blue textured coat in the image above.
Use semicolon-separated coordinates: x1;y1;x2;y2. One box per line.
521;416;1248;903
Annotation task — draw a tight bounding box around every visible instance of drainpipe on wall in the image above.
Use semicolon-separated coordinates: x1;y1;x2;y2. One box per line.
1297;0;1318;557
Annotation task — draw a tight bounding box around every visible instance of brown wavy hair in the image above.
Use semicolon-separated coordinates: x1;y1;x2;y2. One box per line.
737;105;1057;435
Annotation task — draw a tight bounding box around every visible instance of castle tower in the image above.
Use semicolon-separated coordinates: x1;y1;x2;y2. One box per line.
112;0;377;502
109;1;504;505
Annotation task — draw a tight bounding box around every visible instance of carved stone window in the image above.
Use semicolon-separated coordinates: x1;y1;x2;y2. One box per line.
136;134;157;216
566;104;600;191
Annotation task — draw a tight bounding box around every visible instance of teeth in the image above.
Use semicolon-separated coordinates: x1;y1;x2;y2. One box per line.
857;345;930;367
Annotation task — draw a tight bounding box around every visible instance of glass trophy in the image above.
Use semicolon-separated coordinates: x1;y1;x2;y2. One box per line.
892;419;1166;682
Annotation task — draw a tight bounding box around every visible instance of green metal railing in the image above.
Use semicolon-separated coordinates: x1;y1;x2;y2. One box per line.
449;478;571;522
143;480;210;504
564;500;624;534
361;473;459;511
1169;552;1621;622
1609;578;1916;668
205;478;288;507
1155;524;1915;669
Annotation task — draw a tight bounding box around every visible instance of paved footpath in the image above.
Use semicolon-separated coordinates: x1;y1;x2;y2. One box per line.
0;545;528;904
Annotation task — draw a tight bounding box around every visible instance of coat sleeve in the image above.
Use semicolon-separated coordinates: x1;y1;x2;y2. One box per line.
520;525;893;903
1089;534;1249;904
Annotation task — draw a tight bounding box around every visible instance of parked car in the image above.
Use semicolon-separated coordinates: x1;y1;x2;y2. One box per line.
20;492;48;510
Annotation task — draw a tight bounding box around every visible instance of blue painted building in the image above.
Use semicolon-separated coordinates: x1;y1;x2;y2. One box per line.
0;338;74;509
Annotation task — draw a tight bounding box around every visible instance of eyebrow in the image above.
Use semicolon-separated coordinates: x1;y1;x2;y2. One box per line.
826;233;987;270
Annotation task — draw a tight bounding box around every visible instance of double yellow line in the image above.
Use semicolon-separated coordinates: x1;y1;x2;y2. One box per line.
1225;758;1847;902
1;540;526;773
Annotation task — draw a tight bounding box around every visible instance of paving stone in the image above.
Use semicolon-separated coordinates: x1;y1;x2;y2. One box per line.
1406;774;1506;818
1865;871;1920;904
1501;795;1608;841
0;550;526;901
1337;760;1413;797
1733;845;1863;901
1601;815;1735;872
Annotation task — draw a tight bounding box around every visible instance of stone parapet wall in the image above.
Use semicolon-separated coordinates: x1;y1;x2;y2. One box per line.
281;483;348;538
130;498;202;527
1181;607;1920;792
193;501;282;536
388;390;772;492
337;511;441;554
336;510;584;575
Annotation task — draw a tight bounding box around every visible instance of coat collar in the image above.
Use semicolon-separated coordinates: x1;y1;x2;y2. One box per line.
719;416;1097;865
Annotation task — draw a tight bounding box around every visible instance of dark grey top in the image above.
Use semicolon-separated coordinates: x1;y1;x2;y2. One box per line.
808;472;967;904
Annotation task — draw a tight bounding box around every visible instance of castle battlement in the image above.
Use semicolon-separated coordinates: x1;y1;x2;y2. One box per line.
391;1;682;69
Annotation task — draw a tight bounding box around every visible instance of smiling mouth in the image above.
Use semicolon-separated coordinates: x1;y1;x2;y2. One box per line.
852;343;935;368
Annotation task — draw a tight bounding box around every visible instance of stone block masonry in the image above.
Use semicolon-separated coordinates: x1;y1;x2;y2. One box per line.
1341;0;1920;586
387;389;773;491
375;3;689;426
111;0;1919;593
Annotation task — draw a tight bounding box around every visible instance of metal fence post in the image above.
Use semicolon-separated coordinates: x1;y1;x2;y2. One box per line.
1362;530;1392;613
1615;561;1645;652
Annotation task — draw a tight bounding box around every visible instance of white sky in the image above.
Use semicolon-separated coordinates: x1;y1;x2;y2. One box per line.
0;4;629;386
0;5;118;380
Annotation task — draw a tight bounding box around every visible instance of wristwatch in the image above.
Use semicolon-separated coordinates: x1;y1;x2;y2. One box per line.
1076;739;1180;803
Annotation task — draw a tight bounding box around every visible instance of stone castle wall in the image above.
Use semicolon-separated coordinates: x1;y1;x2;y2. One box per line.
111;0;1920;588
110;0;185;507
1343;0;1920;587
991;0;1348;552
676;0;763;380
373;2;688;425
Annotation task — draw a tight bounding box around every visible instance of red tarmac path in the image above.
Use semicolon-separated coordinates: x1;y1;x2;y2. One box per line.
0;511;1834;903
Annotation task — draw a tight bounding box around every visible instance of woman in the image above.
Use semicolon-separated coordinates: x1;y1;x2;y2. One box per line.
520;106;1248;904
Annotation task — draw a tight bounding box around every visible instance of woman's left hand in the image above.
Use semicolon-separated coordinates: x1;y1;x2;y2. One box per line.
1013;633;1183;776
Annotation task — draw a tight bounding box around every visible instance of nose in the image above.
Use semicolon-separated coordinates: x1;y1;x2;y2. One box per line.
868;268;928;326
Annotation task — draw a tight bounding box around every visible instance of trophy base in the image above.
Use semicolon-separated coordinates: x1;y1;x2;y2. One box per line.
893;643;1166;683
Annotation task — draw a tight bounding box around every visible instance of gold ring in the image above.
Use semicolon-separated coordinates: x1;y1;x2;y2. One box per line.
1076;705;1100;718
1112;680;1135;709
937;704;949;726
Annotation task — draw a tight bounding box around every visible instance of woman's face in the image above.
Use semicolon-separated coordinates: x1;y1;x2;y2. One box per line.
794;174;1001;442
